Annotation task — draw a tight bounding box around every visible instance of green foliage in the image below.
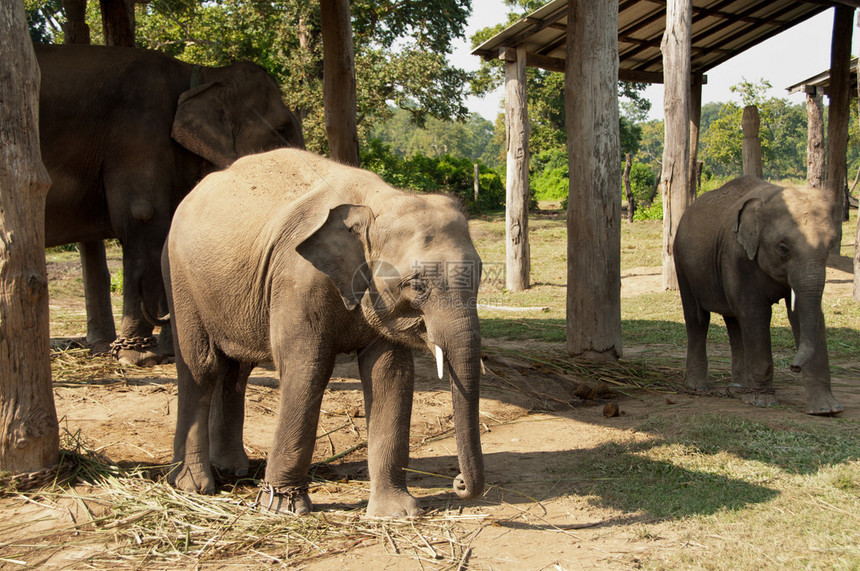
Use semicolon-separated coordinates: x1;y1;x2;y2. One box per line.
531;149;568;201
634;196;663;221
628;162;657;207
110;270;123;294
368;107;503;168
360;139;504;213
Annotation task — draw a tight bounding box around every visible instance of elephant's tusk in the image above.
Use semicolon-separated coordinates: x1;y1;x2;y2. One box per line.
435;344;444;379
790;288;796;312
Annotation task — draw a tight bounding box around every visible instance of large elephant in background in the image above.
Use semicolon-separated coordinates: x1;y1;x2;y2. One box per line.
37;43;305;366
164;149;485;517
674;176;842;415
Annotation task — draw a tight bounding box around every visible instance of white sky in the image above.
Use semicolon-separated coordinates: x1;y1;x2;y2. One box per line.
449;0;860;121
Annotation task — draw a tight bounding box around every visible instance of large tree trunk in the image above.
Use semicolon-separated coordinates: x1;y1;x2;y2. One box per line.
688;76;702;201
565;0;622;361
826;5;853;248
742;105;763;178
99;0;135;47
623;153;635;222
855;13;860;303
660;0;692;290
320;0;360;167
806;89;825;188
62;0;90;43
0;0;60;473
504;46;530;292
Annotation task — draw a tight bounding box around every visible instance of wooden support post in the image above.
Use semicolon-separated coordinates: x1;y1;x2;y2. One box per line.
689;75;702;201
742;105;763;178
61;0;90;44
99;0;135;47
0;0;60;473
565;0;622;361
855;11;860;302
806;88;825;188
826;4;854;234
504;46;530;292
321;0;360;167
623;153;635;222
660;0;692;290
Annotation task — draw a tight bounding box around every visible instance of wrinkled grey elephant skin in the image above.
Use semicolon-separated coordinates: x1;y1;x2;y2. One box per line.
38;44;304;366
163;149;485;517
674;175;842;415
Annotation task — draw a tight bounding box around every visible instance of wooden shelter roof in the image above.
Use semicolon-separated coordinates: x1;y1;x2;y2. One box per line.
786;56;858;95
472;0;860;84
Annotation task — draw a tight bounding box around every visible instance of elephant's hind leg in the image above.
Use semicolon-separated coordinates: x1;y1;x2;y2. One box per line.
678;272;710;391
209;361;254;477
170;319;230;494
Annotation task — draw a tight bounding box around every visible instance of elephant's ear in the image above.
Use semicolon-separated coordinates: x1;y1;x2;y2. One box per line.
734;196;763;260
172;83;238;169
296;204;375;311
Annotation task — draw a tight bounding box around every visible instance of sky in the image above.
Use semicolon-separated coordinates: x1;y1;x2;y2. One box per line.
449;0;860;122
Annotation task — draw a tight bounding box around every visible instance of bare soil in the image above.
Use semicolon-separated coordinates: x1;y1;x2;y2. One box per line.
2;249;857;570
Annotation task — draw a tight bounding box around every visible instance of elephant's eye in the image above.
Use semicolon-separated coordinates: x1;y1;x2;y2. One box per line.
777;243;791;258
408;278;427;295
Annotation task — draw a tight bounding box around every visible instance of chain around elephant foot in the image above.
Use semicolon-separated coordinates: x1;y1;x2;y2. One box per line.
110;336;163;367
255;482;311;516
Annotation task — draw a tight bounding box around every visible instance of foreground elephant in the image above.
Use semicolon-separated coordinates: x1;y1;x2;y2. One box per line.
674;176;842;415
38;44;304;366
164;149;485;517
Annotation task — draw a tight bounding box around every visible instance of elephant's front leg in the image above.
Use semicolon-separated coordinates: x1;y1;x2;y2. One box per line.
739;306;777;407
786;306;843;415
263;344;335;515
358;340;421;518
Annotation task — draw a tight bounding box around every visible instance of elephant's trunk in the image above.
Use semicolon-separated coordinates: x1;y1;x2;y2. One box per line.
789;264;826;373
427;306;485;500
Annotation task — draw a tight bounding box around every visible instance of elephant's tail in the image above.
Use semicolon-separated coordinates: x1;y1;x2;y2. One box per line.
141;300;170;327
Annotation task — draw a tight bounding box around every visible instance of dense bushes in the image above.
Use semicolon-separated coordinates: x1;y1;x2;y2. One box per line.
361;139;504;213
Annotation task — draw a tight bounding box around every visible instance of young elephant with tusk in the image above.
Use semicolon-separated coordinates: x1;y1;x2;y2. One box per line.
674;175;843;415
163;148;485;516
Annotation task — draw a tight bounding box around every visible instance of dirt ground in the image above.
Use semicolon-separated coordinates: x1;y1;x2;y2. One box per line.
1;251;857;569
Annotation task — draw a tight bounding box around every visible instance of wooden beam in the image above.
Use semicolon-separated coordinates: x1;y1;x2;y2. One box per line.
565;0;622;361
742;105;763;178
0;0;60;473
505;45;530;292
661;0;692;290
826;4;854;231
806;90;825;188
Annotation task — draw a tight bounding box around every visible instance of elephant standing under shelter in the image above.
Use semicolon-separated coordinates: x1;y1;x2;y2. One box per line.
163;148;485;517
37;43;304;366
674;176;842;415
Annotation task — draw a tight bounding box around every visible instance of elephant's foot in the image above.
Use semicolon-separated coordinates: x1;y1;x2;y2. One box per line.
366;489;423;518
111;336;164;367
169;459;215;494
805;391;843;416
210;447;249;477
684;375;710;392
87;337;114;356
739;389;779;408
257;482;312;516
